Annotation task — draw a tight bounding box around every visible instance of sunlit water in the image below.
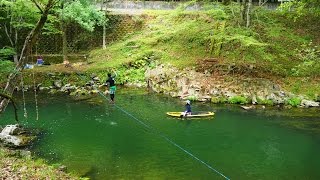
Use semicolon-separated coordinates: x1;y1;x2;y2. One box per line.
1;88;320;179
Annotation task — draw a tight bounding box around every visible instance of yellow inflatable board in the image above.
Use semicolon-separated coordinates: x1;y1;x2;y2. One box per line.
166;111;214;118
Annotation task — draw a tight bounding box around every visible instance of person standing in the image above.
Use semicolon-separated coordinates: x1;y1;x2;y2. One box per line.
105;71;117;103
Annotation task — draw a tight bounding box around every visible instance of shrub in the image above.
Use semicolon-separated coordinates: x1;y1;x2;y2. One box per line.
257;98;274;105
286;97;302;107
211;96;228;103
228;96;248;104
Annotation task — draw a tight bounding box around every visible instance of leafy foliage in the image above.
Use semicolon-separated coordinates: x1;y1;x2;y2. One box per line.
0;47;16;60
291;42;320;76
0;60;14;84
0;0;39;30
286;97;302;107
278;1;307;22
59;0;106;32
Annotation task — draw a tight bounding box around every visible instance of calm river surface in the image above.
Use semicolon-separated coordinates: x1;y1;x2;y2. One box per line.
1;88;320;179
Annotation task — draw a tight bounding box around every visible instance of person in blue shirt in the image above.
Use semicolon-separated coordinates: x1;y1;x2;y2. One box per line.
36;56;44;65
105;71;117;103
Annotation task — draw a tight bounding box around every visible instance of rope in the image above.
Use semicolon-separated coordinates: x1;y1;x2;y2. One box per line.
32;71;39;121
20;72;27;119
78;74;230;179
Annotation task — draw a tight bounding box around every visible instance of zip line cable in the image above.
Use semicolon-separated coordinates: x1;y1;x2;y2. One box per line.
77;73;230;180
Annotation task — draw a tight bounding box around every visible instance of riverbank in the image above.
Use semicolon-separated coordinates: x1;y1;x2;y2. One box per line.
0;147;79;179
18;62;319;109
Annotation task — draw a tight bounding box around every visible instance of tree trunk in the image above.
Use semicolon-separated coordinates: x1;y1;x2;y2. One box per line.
60;1;68;61
102;0;108;49
13;55;18;63
0;93;19;122
246;0;252;28
239;0;246;25
103;25;107;49
0;0;55;114
61;22;68;61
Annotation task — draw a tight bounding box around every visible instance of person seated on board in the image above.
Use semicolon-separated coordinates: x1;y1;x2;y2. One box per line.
181;100;192;117
36;56;44;66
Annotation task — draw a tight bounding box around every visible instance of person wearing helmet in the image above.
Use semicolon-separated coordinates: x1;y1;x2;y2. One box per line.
182;100;192;117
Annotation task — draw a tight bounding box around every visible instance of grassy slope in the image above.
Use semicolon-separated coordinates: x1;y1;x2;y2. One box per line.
88;4;319;99
0;147;79;179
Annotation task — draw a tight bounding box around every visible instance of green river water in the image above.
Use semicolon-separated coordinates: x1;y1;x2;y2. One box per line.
1;88;320;179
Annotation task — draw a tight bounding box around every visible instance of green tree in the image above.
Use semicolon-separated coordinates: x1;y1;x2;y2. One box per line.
0;0;41;62
58;0;106;60
0;0;107;113
0;0;57;113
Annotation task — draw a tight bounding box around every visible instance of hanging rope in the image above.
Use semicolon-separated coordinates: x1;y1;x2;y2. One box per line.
76;73;230;180
32;71;39;121
33;45;39;120
20;72;27;119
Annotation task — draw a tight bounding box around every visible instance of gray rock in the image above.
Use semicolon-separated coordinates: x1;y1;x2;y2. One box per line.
252;95;257;105
278;91;286;97
39;87;50;91
267;93;284;104
60;84;76;92
59;165;67;172
54;80;62;88
92;76;100;82
0;125;35;147
300;99;320;108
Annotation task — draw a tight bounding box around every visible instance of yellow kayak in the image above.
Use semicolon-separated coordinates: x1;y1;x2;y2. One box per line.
166;111;215;118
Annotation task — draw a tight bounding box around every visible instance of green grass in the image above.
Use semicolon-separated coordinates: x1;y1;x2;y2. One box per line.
90;5;319;74
0;147;79;179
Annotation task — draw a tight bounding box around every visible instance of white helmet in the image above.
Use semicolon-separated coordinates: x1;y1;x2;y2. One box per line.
186;100;190;104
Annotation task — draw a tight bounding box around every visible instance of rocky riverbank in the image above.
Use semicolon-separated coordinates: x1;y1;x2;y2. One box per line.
19;64;319;108
145;64;320;108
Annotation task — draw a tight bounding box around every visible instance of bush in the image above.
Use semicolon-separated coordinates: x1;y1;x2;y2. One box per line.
0;60;15;83
211;96;228;103
291;42;320;77
0;47;16;60
286;97;302;107
257;98;274;105
228;96;248;104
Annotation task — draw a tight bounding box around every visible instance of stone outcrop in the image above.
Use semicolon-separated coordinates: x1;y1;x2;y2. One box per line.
300;99;320;108
145;64;319;108
0;125;36;147
21;65;318;108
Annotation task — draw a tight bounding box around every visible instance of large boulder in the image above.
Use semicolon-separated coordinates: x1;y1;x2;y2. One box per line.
300;99;320;108
0;125;36;147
